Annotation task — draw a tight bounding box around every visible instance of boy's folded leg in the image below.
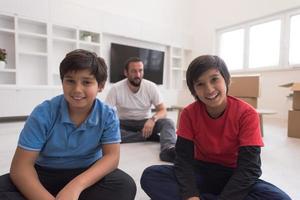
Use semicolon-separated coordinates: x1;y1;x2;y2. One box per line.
79;169;136;200
0;174;26;200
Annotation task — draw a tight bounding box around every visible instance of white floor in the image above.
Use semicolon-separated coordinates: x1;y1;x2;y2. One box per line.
0;117;299;200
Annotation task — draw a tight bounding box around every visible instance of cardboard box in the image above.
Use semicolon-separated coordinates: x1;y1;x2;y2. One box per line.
229;75;260;97
238;97;258;108
279;82;300;110
288;110;300;138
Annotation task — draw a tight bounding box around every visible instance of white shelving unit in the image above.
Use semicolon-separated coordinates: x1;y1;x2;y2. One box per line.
0;14;16;85
0;13;102;87
169;46;193;89
17;17;48;86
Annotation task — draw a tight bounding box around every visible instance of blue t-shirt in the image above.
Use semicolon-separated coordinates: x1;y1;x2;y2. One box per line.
18;95;121;169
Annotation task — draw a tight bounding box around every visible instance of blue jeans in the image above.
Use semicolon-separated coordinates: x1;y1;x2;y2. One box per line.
140;165;291;200
120;118;176;151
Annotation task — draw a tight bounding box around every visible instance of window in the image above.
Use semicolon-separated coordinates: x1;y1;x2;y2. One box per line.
289;14;300;65
249;20;281;68
217;8;300;71
219;29;244;70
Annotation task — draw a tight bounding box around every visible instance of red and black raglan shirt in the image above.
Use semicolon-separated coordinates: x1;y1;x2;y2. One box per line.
174;96;264;200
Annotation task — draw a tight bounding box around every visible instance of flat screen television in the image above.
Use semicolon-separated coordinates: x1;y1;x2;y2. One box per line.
110;43;164;84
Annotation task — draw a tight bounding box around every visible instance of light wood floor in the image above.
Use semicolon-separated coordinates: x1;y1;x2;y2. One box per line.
0;117;299;200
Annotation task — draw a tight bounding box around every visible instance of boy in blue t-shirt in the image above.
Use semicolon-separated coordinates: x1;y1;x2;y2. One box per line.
0;49;136;200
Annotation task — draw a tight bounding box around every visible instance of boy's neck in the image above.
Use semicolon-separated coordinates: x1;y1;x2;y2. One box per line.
69;107;91;127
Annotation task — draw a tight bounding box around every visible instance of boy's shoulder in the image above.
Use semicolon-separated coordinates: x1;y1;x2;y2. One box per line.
227;95;258;116
35;95;63;112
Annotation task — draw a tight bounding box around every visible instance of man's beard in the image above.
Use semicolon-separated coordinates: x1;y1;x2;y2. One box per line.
129;78;141;87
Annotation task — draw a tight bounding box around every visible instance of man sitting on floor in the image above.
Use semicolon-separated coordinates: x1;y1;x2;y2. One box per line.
105;57;176;162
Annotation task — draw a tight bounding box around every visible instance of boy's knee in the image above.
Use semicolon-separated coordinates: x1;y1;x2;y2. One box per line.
0;174;16;191
116;170;137;199
140;165;171;187
248;181;292;200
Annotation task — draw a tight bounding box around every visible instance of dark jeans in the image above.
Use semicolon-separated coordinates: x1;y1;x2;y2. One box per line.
0;165;136;200
140;165;292;200
120;118;176;151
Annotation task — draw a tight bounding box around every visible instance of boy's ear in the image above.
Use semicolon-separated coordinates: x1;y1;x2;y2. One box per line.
98;83;105;92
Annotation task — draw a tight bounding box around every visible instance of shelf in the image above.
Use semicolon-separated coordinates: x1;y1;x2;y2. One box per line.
0;28;14;34
169;46;192;89
18;51;48;57
171;58;182;69
79;30;101;43
171;67;182;71
52;74;61;86
0;68;16;72
171;47;182;57
0;71;15;84
172;70;182;89
183;49;193;70
53;25;76;40
79;40;101;46
18;31;47;39
18;18;47;35
0;30;15;71
18;35;47;53
53;37;77;43
18;54;48;85
52;40;77;77
79;43;100;55
0;14;14;30
171;55;182;60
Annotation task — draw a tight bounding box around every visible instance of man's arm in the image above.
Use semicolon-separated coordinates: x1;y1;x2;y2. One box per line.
10;147;55;200
142;103;167;138
55;143;120;200
152;103;167;120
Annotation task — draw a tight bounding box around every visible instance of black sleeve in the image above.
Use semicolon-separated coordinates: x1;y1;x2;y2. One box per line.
174;136;199;199
219;146;262;200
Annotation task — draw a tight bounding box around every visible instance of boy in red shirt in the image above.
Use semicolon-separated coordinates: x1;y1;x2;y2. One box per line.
141;55;291;200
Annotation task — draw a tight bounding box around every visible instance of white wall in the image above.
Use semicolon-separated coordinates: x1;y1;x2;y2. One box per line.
179;0;300;119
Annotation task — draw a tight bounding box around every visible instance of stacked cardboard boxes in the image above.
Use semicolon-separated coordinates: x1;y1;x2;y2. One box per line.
280;82;300;138
228;75;260;108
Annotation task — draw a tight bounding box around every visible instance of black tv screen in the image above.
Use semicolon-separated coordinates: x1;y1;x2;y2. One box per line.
110;43;164;84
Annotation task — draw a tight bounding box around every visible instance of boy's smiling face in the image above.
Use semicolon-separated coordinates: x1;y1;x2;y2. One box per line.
62;69;102;114
193;68;227;118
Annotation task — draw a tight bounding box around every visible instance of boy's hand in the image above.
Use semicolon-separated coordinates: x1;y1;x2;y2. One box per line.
142;119;155;138
55;181;82;200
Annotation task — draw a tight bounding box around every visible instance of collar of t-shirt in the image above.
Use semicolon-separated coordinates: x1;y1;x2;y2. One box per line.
59;97;99;128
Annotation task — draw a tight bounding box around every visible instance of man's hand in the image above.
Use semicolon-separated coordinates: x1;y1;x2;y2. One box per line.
142;118;156;138
187;197;200;200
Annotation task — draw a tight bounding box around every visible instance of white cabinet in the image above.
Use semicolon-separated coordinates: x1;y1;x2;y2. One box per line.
169;46;193;89
0;13;102;87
